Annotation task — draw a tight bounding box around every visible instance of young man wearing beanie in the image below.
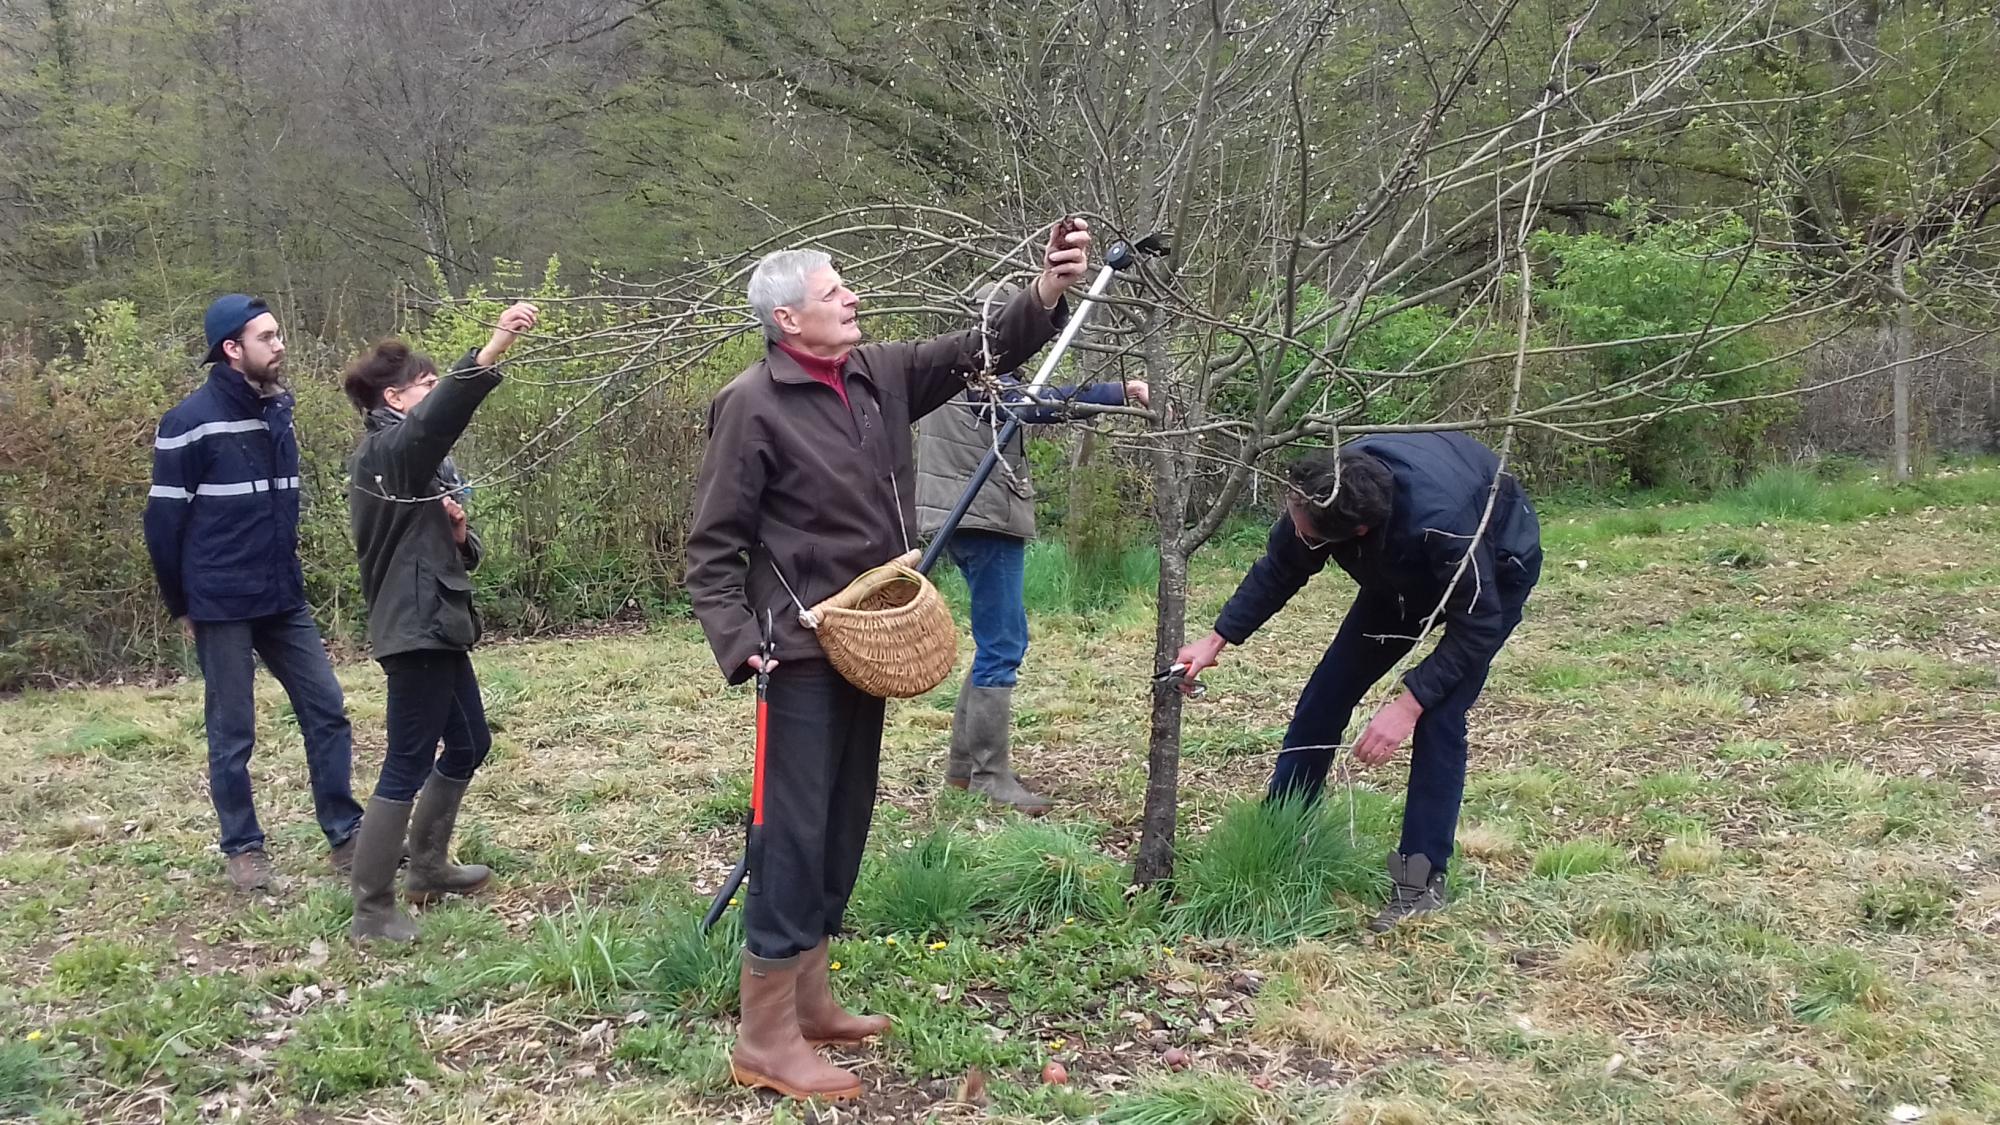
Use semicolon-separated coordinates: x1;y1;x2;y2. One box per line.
143;295;365;894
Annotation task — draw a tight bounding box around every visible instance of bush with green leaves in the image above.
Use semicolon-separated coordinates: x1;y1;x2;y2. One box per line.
1530;209;1799;492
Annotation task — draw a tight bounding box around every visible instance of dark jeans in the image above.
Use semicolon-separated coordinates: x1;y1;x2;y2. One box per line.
946;531;1029;688
193;606;363;856
376;649;491;802
1266;591;1526;872
744;660;884;960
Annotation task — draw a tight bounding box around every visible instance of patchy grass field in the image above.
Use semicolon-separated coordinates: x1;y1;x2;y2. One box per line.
3;465;1999;1123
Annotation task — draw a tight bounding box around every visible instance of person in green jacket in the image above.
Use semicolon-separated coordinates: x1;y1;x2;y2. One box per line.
339;301;538;944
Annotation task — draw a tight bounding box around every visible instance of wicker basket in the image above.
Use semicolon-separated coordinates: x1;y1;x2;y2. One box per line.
807;550;957;698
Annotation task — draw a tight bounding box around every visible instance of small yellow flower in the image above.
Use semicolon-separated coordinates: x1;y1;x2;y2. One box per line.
884;936;897;945
1063;916;1075;925
728;898;739;907
25;1030;43;1042
929;940;949;951
1050;1037;1067;1050
830;961;843;971
1161;946;1176;956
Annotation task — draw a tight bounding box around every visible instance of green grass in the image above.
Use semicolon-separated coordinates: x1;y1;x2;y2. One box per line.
1857;874;1958;933
480;898;643;1006
275;1001;437;1103
1101;1073;1268;1125
1168;795;1393;943
612;1022;733;1090
66;973;257;1091
3;466;1999;1121
1794;948;1892;1021
640;902;741;1018
685;774;752;832
53;717;154;759
48;939;155;996
850;826;983;936
0;1039;55;1116
1585;895;1676;952
1531;838;1625;880
978;820;1126;928
1020;539;1158;615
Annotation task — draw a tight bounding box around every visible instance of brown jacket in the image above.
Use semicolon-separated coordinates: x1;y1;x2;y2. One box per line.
687;288;1069;683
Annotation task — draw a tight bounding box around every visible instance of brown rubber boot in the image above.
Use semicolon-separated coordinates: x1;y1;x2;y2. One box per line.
797;938;891;1045
730;952;863;1100
404;770;492;905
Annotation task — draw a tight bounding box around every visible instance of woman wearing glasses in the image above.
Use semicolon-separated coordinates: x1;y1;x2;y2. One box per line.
338;302;538;944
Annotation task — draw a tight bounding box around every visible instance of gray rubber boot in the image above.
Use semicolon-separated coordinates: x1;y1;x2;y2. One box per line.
960;685;1051;815
404;770;492;905
1367;851;1448;932
349;796;417;944
945;685;974;790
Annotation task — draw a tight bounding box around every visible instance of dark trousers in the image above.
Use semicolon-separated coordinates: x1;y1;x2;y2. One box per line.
375;649;491;802
1266;592;1524;872
744;660;884;960
946;531;1030;688
193;606;364;856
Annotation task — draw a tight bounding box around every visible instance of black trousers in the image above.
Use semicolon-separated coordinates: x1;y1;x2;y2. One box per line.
375;649;491;802
744;660;884;960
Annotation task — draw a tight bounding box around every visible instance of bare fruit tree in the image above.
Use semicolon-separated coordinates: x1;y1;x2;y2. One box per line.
431;1;1996;885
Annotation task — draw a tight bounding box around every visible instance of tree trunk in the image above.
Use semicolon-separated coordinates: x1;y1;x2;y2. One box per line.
1135;328;1186;888
1137;539;1187;887
1892;300;1912;481
1892;232;1915;481
1065;427;1097;562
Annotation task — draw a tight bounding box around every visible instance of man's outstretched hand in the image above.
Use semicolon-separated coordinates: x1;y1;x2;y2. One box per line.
1354;690;1423;766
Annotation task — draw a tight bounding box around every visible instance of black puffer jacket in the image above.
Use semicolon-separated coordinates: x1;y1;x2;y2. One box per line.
1213;432;1543;709
347;350;494;660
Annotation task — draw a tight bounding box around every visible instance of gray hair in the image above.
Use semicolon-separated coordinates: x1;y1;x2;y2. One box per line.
747;249;833;341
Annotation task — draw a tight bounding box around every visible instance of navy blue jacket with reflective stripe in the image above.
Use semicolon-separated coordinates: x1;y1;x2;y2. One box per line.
142;365;307;622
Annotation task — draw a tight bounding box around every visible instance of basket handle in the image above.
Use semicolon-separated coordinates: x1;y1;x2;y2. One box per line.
811;551;926;615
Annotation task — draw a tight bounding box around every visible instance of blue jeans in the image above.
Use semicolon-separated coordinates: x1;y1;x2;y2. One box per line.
1267;586;1529;873
193;606;364;856
946;531;1029;688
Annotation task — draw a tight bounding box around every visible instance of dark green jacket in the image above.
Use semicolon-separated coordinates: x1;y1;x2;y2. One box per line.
348;350;496;660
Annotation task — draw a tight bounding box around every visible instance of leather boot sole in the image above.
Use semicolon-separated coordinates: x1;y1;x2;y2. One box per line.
729;1061;862;1101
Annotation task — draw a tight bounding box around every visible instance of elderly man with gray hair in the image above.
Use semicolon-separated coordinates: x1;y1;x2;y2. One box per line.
686;219;1093;1101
